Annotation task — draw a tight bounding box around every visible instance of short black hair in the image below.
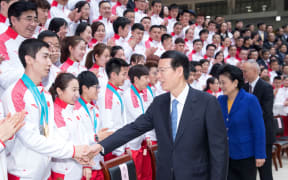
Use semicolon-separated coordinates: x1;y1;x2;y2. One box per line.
140;16;151;22
168;3;178;10
206;44;216;50
113;17;131;34
149;25;160;32
199;59;209;65
110;46;124;57
193;39;203;45
38;30;59;41
151;0;162;6
98;0;110;8
123;9;134;17
105;58;129;79
161;33;172;43
131;23;144;32
74;1;89;12
218;64;244;89
175;37;185;44
8;1;37;26
199;29;209;36
75;22;90;36
128;64;149;83
189;62;196;72
273;75;282;81
160;50;189;80
78;71;99;95
30;0;51;10
19;39;49;68
48;18;68;33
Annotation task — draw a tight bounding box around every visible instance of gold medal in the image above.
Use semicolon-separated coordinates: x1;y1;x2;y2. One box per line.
44;123;49;137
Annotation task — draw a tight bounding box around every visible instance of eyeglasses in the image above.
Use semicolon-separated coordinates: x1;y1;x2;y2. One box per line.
19;16;38;24
92;85;101;90
158;66;172;73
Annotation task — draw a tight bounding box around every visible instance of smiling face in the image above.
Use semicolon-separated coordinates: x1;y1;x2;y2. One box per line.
69;40;86;62
58;79;80;105
157;58;183;92
11;10;38;38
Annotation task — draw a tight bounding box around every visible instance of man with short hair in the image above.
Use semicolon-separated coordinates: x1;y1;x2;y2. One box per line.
1;38;90;179
165;3;178;33
0;1;38;95
38;30;61;90
134;0;147;23
90;51;228;180
225;45;240;66
243;60;275;180
98;58;129;160
150;0;163;25
94;1;114;42
188;39;203;61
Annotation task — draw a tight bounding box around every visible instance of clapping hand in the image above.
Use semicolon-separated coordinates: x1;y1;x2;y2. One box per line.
0;110;26;142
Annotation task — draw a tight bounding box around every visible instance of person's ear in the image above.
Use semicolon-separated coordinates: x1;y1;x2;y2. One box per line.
233;79;239;88
56;87;63;97
68;45;73;55
25;55;34;66
10;16;18;28
176;66;184;78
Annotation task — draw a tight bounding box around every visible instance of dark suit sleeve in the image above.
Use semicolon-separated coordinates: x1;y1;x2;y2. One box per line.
99;98;155;154
262;83;275;144
205;96;229;180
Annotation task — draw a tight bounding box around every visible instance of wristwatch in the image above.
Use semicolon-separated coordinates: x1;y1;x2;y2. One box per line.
94;134;99;142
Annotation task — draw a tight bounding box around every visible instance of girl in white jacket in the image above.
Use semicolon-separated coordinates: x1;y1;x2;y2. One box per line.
49;73;89;180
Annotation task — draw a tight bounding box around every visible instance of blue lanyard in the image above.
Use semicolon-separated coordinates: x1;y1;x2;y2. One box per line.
131;84;144;114
147;85;154;98
78;98;97;133
21;74;48;125
107;83;124;113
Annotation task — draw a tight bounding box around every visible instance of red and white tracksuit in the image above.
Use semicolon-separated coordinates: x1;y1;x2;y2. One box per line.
1;80;75;179
0;27;26;96
60;58;87;77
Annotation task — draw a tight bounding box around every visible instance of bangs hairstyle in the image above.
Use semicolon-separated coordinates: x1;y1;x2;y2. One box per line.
218;64;244;89
128;64;149;83
60;36;85;63
78;71;99;95
49;73;77;101
19;39;49;68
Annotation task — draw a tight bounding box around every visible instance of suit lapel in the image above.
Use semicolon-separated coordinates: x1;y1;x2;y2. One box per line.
174;88;197;145
253;79;262;97
160;93;173;143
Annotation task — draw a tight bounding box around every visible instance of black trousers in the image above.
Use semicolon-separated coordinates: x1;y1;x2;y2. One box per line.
228;157;256;180
258;144;273;180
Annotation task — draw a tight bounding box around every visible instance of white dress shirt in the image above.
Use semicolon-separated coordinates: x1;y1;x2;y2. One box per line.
170;84;189;130
249;76;259;93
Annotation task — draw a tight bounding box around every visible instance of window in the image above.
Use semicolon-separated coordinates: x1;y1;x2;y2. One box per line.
195;1;228;16
235;0;274;13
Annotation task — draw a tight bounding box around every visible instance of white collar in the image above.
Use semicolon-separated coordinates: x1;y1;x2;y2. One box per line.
250;76;259;90
170;84;189;106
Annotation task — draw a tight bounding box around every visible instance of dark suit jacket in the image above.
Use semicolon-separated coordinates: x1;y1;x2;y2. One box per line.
100;87;228;180
244;78;275;145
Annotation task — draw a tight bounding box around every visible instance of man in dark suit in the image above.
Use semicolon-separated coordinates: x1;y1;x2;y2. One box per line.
90;51;229;180
243;60;275;180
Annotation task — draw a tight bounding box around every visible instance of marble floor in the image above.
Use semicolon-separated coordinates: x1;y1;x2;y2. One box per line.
257;155;288;180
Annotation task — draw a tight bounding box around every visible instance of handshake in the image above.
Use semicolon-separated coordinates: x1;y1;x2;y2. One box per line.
73;144;105;165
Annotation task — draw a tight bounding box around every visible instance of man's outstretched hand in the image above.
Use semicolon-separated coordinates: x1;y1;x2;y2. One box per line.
73;144;104;165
